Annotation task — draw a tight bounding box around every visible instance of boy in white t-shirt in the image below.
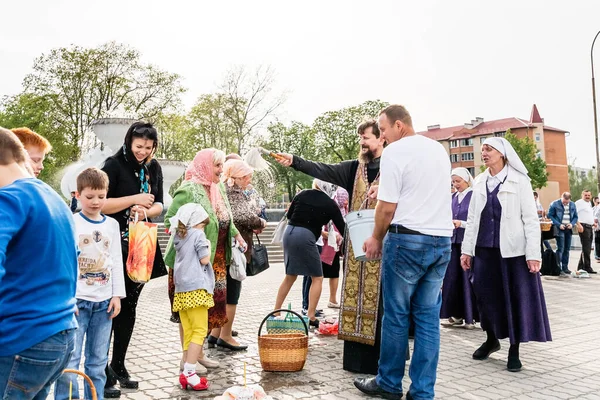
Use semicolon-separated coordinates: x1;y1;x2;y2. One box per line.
55;167;126;400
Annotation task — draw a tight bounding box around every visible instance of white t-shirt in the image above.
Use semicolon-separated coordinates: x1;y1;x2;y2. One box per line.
377;135;454;237
575;199;595;225
73;213;126;302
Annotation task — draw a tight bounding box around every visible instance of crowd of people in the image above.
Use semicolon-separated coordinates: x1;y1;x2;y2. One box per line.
1;102;588;400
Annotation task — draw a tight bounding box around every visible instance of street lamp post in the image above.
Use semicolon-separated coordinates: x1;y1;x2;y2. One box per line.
591;30;600;195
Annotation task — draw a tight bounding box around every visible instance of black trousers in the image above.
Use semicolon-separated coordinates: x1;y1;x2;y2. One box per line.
110;275;144;373
578;225;594;272
595;230;600;259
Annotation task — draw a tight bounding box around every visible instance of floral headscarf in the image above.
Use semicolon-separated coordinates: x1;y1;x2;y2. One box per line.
222;159;254;188
185;149;226;215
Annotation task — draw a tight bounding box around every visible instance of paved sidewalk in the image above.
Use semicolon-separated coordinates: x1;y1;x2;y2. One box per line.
113;253;600;400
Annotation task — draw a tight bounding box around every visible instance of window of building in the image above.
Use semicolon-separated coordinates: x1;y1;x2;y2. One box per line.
461;152;474;161
450;140;459;148
467;167;475;176
450;154;459;163
494;131;506;137
460;138;473;146
535;133;541;142
480;136;487;144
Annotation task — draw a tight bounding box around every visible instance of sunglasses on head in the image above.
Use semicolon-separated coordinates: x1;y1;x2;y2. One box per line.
132;126;157;135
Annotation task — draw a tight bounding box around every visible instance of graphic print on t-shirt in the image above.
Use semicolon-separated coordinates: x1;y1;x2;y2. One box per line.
78;230;112;286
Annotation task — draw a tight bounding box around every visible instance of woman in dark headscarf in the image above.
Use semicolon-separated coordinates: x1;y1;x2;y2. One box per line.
101;121;167;396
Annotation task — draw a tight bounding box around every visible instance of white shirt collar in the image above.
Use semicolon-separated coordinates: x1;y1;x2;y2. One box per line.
486;165;508;191
457;187;472;203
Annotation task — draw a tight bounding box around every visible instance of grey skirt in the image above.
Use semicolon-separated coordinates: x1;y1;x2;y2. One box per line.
283;225;323;277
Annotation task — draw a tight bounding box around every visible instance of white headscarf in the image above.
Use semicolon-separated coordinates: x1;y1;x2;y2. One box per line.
312;178;339;251
168;203;209;235
451;167;473;186
482;137;529;179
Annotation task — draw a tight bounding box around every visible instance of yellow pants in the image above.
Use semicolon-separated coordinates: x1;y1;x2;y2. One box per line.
179;306;209;351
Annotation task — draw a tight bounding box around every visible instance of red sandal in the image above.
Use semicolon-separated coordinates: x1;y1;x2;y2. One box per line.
179;373;208;391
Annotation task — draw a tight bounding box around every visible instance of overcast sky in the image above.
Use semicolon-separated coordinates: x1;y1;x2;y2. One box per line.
2;0;599;167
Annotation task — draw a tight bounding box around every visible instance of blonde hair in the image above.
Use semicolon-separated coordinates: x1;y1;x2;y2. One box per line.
213;149;226;166
176;217;209;238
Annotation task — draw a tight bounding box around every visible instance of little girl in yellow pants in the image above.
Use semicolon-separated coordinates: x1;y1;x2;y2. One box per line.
169;203;215;391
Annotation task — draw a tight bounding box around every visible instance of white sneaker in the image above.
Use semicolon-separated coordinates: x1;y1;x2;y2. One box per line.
328;301;340;309
198;356;220;369
464;323;476;330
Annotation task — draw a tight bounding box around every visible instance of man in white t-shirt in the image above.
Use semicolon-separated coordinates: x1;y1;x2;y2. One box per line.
575;190;597;274
355;105;453;400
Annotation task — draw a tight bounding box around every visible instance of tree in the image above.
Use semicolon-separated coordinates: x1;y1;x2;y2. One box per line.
0;93;74;185
23;41;185;160
568;163;597;197
219;65;286;154
312;100;389;162
263;121;318;200
505;130;548;189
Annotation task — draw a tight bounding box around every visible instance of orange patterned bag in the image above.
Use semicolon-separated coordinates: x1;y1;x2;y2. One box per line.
126;210;158;283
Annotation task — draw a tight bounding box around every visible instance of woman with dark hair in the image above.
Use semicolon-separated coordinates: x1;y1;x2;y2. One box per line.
101;121;167;398
274;179;345;327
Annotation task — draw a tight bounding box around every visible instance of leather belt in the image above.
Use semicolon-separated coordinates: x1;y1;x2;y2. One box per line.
388;224;424;236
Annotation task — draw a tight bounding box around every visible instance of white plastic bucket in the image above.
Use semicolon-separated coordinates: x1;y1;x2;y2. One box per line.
346;208;379;261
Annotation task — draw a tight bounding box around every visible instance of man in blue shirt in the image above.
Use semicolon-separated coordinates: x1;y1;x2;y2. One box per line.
0;127;78;399
547;192;579;276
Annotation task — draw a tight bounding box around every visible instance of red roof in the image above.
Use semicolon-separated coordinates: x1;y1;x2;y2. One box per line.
419;106;567;140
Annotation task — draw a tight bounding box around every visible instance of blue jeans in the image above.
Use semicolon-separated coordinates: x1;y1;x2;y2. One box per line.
555;229;572;272
376;233;451;400
0;329;75;400
55;299;112;400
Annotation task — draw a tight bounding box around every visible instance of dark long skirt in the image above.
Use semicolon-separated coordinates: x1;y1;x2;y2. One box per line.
440;244;479;324
473;247;552;344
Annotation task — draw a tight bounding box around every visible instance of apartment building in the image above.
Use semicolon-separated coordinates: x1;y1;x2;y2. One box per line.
419;105;569;206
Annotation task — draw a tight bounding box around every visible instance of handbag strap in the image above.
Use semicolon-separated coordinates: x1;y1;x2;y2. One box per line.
254;232;261;246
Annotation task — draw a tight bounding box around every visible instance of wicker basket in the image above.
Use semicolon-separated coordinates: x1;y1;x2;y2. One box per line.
258;309;308;372
61;369;97;400
540;221;553;232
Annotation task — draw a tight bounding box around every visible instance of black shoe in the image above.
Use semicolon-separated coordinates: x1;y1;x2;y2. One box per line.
354;377;402;399
104;385;121;398
406;392;413;400
472;340;501;360
232;330;239;337
207;335;219;348
309;318;320;328
108;365;139;389
507;356;522;372
216;338;248;351
585;268;598;274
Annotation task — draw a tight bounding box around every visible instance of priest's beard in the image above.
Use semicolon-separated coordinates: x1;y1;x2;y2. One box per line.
359;147;376;163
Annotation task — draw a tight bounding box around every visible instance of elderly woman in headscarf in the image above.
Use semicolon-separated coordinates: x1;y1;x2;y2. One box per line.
165;149;248;370
440;167;479;329
274;178;346;327
460;137;551;372
214;159;266;349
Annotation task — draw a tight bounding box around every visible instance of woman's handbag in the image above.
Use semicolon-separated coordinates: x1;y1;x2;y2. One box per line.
126;209;158;283
230;241;247;281
246;233;270;276
271;214;287;245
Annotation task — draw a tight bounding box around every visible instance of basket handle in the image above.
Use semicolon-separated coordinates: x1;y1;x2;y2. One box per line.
62;369;98;400
257;309;309;337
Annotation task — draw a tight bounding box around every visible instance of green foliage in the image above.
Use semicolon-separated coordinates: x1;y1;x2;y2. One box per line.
23;41;185;159
505;130;548;189
568;164;597;198
313;100;389;162
0;93;75;188
263;121;318;200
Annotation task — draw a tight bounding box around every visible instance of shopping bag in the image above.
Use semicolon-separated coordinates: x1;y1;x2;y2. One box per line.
230;240;247;281
271;214;287;245
126;209;158;283
266;303;309;334
247;234;270;276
